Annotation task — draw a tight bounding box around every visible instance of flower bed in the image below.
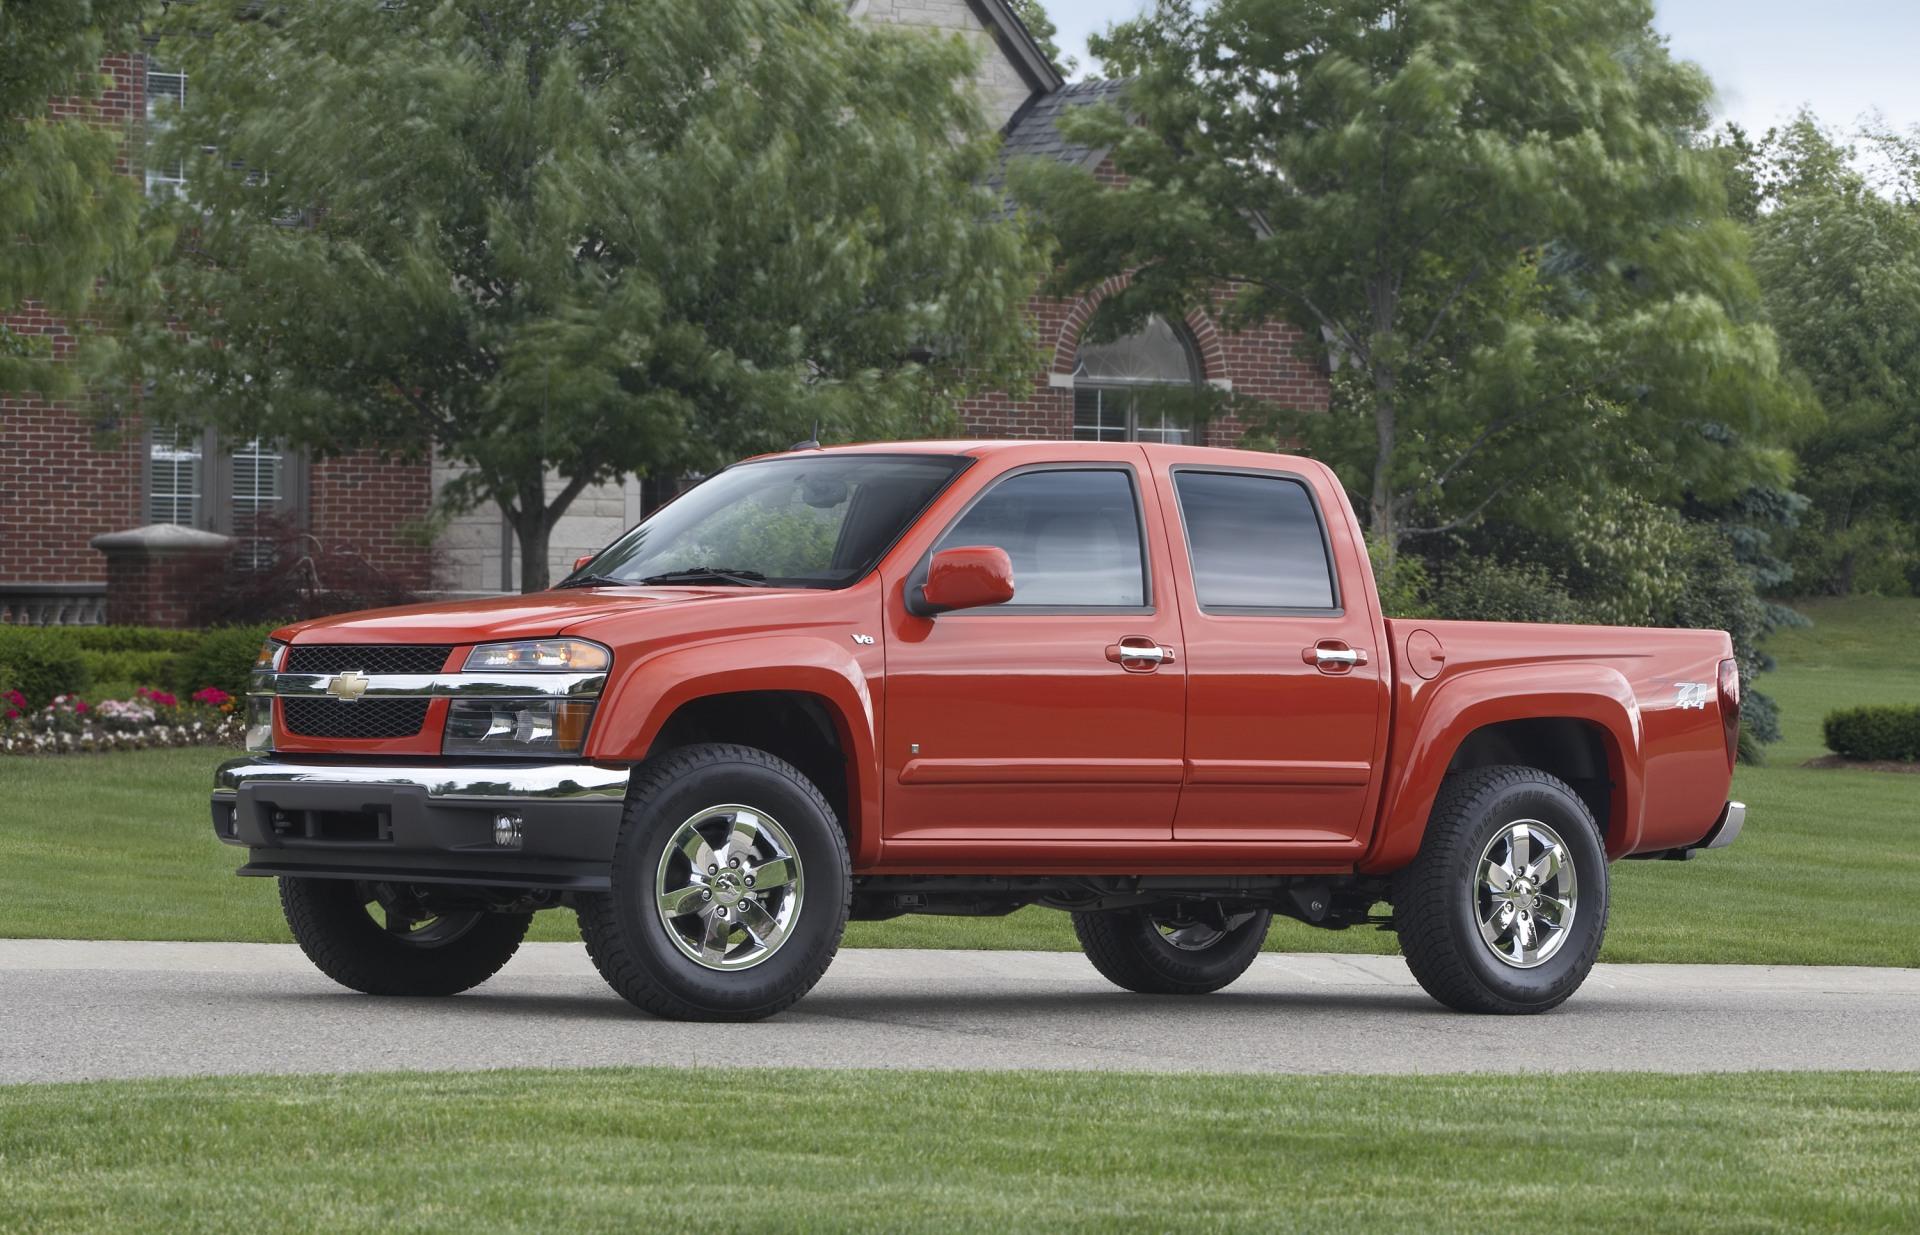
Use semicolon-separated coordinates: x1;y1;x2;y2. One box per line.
1;686;245;756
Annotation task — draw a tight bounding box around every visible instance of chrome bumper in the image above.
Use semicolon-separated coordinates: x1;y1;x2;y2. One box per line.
211;756;631;892
1700;800;1745;850
213;755;631;801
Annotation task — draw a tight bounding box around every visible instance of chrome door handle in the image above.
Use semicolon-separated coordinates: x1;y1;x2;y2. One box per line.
1107;639;1174;667
1302;643;1368;669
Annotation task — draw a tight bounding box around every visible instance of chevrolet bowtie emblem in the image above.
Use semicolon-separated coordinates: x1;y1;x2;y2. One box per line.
326;670;370;701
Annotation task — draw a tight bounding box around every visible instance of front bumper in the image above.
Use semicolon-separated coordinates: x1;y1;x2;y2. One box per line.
211;755;631;891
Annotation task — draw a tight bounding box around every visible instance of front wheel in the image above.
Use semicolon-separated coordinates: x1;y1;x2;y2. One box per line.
1394;765;1609;1014
279;877;531;996
1072;903;1271;995
577;743;851;1021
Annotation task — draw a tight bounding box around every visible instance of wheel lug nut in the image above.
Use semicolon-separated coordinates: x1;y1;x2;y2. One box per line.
728;857;740;868
701;889;712;901
707;864;717;874
744;875;755;887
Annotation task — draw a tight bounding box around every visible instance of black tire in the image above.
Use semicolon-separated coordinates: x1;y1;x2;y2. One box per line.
577;743;851;1022
1394;765;1609;1014
279;877;531;997
1072;904;1272;995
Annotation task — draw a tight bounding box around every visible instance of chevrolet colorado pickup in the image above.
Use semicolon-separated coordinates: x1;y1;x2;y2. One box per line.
214;441;1744;1020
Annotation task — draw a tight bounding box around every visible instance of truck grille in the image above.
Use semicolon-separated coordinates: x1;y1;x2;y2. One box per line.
282;698;431;740
284;645;453;675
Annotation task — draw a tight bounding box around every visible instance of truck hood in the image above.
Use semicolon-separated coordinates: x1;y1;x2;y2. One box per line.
277;587;766;646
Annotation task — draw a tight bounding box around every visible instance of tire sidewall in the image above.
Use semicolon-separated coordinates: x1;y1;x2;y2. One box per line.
1443;780;1608;1005
607;753;848;1012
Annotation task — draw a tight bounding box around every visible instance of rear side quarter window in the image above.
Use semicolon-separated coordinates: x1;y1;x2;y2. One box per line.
1173;470;1338;612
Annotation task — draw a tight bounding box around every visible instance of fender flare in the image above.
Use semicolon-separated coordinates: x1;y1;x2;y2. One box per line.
588;635;882;866
1360;662;1645;873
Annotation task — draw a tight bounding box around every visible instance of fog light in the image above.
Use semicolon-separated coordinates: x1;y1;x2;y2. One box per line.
493;814;522;848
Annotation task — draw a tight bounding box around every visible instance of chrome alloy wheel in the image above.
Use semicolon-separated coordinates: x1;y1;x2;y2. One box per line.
1475;819;1578;969
1152;910;1258;952
654;804;805;971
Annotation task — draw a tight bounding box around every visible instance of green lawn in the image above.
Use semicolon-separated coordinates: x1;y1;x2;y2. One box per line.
0;1068;1914;1233
2;598;1915;964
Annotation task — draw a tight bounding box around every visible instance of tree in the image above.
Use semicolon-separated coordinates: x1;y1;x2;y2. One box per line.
1009;0;1077;76
116;0;1047;589
1012;0;1799;559
0;0;156;395
1740;116;1920;595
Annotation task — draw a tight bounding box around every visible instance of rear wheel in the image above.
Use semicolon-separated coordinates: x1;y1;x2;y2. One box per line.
577;743;850;1021
279;877;531;996
1072;903;1271;995
1394;765;1609;1014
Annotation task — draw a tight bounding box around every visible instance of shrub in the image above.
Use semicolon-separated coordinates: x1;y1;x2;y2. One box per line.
1823;705;1920;763
77;649;183;693
58;627;203;654
0;629;91;708
1424;559;1592;625
178;623;280;699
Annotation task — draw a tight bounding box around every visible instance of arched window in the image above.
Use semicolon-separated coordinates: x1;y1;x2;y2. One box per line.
1071;315;1203;444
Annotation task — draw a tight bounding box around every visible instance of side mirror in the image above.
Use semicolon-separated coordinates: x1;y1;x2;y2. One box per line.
910;545;1015;617
573;554;595;574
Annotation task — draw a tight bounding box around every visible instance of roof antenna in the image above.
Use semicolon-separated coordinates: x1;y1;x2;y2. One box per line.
790;418;821;451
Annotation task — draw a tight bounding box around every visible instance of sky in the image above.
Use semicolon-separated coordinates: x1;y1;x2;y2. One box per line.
1044;0;1920;137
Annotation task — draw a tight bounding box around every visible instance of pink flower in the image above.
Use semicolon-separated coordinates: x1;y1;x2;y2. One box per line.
74;700;89;713
191;687;233;707
136;687;179;708
3;689;24;709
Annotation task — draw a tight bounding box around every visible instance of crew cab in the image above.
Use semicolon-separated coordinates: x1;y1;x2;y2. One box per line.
214;441;1744;1019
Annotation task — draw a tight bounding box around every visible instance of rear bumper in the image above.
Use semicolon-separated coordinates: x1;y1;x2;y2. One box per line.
1627;800;1745;862
210;755;630;891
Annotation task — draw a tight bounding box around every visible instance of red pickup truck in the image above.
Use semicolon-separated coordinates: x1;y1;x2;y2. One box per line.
214;441;1744;1020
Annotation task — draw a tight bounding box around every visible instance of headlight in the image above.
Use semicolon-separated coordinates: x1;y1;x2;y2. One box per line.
442;699;596;757
254;639;287;672
464;639;609;673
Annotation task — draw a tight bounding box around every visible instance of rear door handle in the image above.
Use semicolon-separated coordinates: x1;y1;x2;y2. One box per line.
1107;637;1175;670
1303;641;1368;671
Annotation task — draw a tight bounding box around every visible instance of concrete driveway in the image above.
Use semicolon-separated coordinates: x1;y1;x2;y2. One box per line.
4;940;1917;1084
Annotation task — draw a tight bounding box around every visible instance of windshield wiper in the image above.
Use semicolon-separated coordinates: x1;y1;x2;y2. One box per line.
554;573;636;590
637;566;772;587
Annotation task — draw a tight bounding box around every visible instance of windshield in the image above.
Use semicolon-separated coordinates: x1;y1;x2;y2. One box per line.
569;454;970;589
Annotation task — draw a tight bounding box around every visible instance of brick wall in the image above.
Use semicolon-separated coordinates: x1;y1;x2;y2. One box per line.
955;280;1330;445
308;452;436;590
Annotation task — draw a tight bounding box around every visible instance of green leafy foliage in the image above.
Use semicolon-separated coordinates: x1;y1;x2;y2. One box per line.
1822;706;1920;763
1733;114;1920;597
1008;0;1076;75
1012;0;1802;559
176;625;279;701
0;630;90;708
77;649;181;693
113;0;1048;589
0;0;159;394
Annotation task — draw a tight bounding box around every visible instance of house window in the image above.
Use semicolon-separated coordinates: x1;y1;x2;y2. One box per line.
1070;315;1204;445
146;428;304;568
145;63;188;199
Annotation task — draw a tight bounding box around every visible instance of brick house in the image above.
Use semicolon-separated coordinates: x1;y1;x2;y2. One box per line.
0;1;1329;625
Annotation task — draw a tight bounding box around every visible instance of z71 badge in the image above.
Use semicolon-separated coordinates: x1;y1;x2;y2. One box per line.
1674;681;1712;710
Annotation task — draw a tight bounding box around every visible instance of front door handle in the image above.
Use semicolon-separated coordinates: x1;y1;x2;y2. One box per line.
1107;637;1174;670
1303;641;1368;671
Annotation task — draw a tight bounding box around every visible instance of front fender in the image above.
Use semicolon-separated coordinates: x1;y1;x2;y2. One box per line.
1360;662;1644;873
586;634;882;865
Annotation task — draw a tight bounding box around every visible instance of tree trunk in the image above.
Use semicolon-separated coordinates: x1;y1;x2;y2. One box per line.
1369;379;1398;561
513;504;553;593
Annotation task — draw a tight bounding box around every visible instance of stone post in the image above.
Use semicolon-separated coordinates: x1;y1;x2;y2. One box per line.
89;524;234;628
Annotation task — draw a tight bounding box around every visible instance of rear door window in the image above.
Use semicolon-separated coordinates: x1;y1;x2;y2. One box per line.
1173;470;1337;610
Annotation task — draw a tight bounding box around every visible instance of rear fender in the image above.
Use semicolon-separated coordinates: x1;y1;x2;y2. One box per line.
1361;663;1644;873
588;636;880;866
